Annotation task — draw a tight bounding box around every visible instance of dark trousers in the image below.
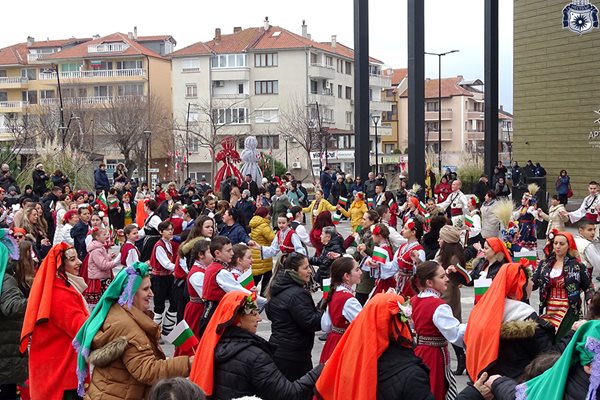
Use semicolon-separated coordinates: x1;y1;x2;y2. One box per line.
274;356;313;381
173;278;189;322
0;384;17;400
558;193;568;205
151;275;176;315
253;271;273;297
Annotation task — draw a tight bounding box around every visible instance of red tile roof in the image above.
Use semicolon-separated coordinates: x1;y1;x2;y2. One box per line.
43;32;167;60
0;43;27;66
28;38;91;49
399;76;475;99
137;35;176;44
386;68;408;86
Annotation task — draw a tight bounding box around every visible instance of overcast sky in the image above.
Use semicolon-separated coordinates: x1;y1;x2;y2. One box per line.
2;0;513;111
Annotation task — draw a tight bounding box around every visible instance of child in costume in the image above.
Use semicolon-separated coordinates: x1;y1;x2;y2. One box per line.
367;223;396;294
513;184;543;251
84;227;118;310
120;224;140;268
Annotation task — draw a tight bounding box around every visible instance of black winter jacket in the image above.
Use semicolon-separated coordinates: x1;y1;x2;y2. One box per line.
309;233;345;284
0;269;28;385
376;341;434;400
32;169;49;194
212;326;322;400
266;271;322;361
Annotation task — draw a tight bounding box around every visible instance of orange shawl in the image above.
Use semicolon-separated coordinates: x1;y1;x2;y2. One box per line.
136;199;148;228
189;291;249;396
20;242;71;353
486;237;512;263
315;292;412;400
464;262;529;381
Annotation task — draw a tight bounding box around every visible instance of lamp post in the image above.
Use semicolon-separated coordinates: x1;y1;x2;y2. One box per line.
425;50;459;175
371;114;380;175
283;136;289;171
42;63;66;150
143;130;151;185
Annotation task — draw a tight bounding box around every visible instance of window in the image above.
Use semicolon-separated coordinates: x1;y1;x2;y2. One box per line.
323;108;334;122
369;64;381;76
345;111;353;124
255;109;279;123
335;135;355;149
369;88;373;101
63;88;76;98
181;58;201;72
255;80;278;95
185;84;197;98
210;54;247;68
255;53;278;67
336;59;343;73
384;144;395;154
21;68;36;80
338;85;342;98
78;88;87;97
256;135;279;150
118;84;143;96
60;63;82;72
345;61;352;75
187;138;199;152
426;101;439;111
90;61;112;70
93;86;113;97
310;80;318;94
0;92;7;102
345;86;352;100
40;90;55;99
325;56;333;67
116;60;143;70
425;121;439;132
238;83;244;94
310;53;318;65
211;107;248;124
188;111;199;124
21;90;37;104
0;70;6;78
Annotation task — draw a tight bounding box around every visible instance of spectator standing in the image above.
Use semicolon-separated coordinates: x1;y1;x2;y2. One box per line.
495;177;511;199
94;163;110;193
330;175;348;206
32;163;49;197
350;176;365;195
523;159;536;178
555;169;571;205
534;162;547;177
473;175;489;204
0;164;17;192
51;170;69;189
240;174;259;199
112;162;128;186
5;186;20;207
320;166;333;200
511;161;522;187
197;177;212;195
364;172;377;199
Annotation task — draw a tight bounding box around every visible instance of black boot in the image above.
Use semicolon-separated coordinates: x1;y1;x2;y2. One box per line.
452;344;466;376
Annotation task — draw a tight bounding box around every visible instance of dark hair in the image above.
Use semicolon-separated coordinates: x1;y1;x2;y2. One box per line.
210;236;231;257
365;210;380;224
57;247;78;287
188;239;211;270
124;224;138;236
204;196;216;206
146;199;158;212
15;240;35;292
384;191;395;204
485;189;497;199
281;252;308;271
226;208;240;224
587;290;600;320
148;377;206;400
289;205;302;218
77;206;90;215
559;169;567;176
158;220;173;233
578;220;597;230
520;352;561;383
372;223;390;240
52;186;62;193
374;205;389;218
439;241;466;269
313;211;334;230
184;216;214;249
168;203;183;218
321;257;357;310
231;243;250;267
185;205;198;220
590;181;599;186
406;218;425;241
429;215;449;237
551;194;559;201
411;261;442;293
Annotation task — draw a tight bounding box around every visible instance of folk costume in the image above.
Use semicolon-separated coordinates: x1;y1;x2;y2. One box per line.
371;239;396;294
438;189;469;227
513;191;542;251
214;136;244;193
260;226;307;259
569;192;600;240
84;237;117;309
319;284;362;362
138;211;161;262
412;288;465;400
465;198;483;246
120;240;140;268
149;238;177;336
19;243;89;400
177;259;208;357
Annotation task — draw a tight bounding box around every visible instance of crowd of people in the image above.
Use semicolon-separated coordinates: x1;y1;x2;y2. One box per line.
0;160;599;400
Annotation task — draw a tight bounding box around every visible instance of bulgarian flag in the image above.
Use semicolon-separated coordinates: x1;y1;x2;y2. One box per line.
338;196;348;207
372;246;388;263
96;191;108;212
164;320;199;353
465;215;474;228
322;278;331;299
418;201;427;213
452;263;473;285
108;196;119;208
513;249;537;267
237;268;256;291
474;277;493;304
388;198;394;207
332;212;342;225
424;213;432;224
367;198;374;208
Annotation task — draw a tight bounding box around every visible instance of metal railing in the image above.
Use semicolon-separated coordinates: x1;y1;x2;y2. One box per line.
88;43;129;53
40;95;144;105
0;77;29;85
0;101;29;108
40;68;146;80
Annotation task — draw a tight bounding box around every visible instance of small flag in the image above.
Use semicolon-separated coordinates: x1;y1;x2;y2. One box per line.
96;191;108;212
237;268;256;290
332;212;342;225
474;277;493;304
322;278;331;299
388;198;394;207
193;198;202;205
451;263;473;285
513;249;537;267
371;246;388;263
338;196;348;207
418;201;427;213
367;198;374;208
424;213;431;223
164;320;199;352
465;215;474;228
108;197;119;208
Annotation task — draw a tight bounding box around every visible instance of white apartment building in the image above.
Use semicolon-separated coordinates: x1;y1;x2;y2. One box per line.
170;18;393;183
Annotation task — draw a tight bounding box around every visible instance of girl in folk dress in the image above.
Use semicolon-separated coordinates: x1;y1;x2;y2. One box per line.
319;257;363;363
411;261;465;400
259;215;307;263
384;191;400;229
229;243;253;281
368;224;396;294
120;224;140;268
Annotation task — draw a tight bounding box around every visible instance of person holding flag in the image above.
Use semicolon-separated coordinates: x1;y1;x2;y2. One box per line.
319;257;363;362
464;196;483;247
337;191;368;232
384;191;400;229
73;261;191;399
367;223;396;294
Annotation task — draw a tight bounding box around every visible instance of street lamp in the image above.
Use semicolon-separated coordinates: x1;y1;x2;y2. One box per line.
371;114;380;175
42;63;66;150
143;130;151;185
425;50;459;175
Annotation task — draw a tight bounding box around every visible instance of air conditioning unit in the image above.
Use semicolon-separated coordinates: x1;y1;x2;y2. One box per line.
291;162;302;169
214;80;225;87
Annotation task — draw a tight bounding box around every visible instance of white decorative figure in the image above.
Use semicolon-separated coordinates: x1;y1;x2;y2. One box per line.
240;136;263;183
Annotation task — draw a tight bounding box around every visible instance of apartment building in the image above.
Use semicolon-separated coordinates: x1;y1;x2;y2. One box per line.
170;18;393;182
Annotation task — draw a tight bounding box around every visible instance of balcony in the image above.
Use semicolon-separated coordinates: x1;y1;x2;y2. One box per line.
27;52;55;63
0;77;29;88
425;109;453;120
310;89;335;106
371;124;392;137
369;73;392;88
212;93;250;100
211;69;250;82
40;68;147;82
467;131;485;141
369;99;392;112
308;63;336;80
0;101;29;111
425;130;453;141
0;126;13;134
467;110;484;119
88;43;129;53
40;95;145;106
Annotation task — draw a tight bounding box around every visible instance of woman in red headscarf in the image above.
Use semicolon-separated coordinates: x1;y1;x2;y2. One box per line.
533;231;592;340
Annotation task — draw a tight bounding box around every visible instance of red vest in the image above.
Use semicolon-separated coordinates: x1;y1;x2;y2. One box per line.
277;228;295;254
149;239;174;276
120;242;139;267
173;255;187;280
168;216;184;235
396;241;424;274
202;261;227;302
411;294;446;338
327;289;354;330
187;262;207;301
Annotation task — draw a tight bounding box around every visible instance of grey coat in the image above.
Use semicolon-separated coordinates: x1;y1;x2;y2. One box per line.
0;272;28;384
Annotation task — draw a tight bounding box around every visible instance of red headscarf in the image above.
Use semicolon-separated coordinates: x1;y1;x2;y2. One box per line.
315;292;412;400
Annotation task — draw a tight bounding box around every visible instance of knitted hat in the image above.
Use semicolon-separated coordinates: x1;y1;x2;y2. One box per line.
439;225;461;244
73;262;150;396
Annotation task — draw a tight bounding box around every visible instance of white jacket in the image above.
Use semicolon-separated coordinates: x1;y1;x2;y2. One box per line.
53;222;75;246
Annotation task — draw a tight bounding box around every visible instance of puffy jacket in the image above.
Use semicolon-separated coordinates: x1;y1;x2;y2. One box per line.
219;222;251;245
86;240;116;280
309;233;344;283
32;169;49;194
339;200;368;231
376;341;434;400
249;216;275;276
53;222;75;246
266;271;322;361
85;304;189;400
94;168;110;191
212;326;323;400
302;199;337;225
0;271;28;385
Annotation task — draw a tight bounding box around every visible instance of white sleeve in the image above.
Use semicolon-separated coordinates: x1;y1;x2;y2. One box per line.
379;256;400;279
291;233;307;255
261;235;281;259
470;214;482;238
460;193;469;214
125;248;139;267
438;194;452;211
85;235;92;247
189;271;205;295
156;246;175;271
216;270;252;295
586;244;600;271
569;199;588;223
432;303;466;347
321;308;333;333
179;257;189;274
148;215;161;231
295;225;310;245
341;297;362;323
388;227;407;248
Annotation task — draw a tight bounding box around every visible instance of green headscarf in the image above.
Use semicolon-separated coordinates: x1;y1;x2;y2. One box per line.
72;261;149;396
516;320;600;400
0;229;20;294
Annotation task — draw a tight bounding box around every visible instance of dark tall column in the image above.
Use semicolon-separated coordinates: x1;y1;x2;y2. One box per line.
354;0;370;180
484;0;499;177
407;0;425;189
